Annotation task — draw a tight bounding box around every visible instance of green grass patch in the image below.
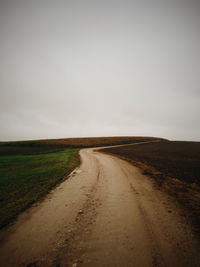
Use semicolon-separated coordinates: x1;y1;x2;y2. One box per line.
0;149;80;229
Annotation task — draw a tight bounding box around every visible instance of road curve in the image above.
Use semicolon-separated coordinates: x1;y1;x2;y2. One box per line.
0;148;200;267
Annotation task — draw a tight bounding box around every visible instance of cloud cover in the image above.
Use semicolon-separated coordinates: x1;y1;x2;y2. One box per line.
0;0;200;141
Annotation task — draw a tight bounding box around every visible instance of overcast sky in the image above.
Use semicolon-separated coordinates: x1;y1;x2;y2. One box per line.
0;0;200;141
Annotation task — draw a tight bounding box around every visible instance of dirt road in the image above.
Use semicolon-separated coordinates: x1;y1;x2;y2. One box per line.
0;148;200;267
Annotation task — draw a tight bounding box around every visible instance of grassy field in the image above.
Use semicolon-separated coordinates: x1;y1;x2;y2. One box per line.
0;136;165;229
0;136;165;156
0;149;80;229
101;141;200;234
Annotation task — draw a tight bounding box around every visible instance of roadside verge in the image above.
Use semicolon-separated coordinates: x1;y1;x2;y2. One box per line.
0;149;80;229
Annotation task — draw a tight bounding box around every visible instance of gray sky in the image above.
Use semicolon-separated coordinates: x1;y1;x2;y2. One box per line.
0;0;200;141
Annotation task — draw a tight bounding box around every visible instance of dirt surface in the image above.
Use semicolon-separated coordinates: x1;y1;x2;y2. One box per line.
101;141;200;236
0;148;200;267
100;141;200;185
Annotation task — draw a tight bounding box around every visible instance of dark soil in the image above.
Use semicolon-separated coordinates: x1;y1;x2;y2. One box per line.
101;141;200;236
101;141;200;185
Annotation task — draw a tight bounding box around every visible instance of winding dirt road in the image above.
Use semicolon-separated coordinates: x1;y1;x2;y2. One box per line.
0;148;200;267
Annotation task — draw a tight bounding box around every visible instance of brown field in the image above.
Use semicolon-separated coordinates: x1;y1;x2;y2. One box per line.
101;141;200;235
0;136;165;155
101;141;200;185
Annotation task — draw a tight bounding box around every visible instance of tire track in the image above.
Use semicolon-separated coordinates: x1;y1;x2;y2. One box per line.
53;159;102;267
